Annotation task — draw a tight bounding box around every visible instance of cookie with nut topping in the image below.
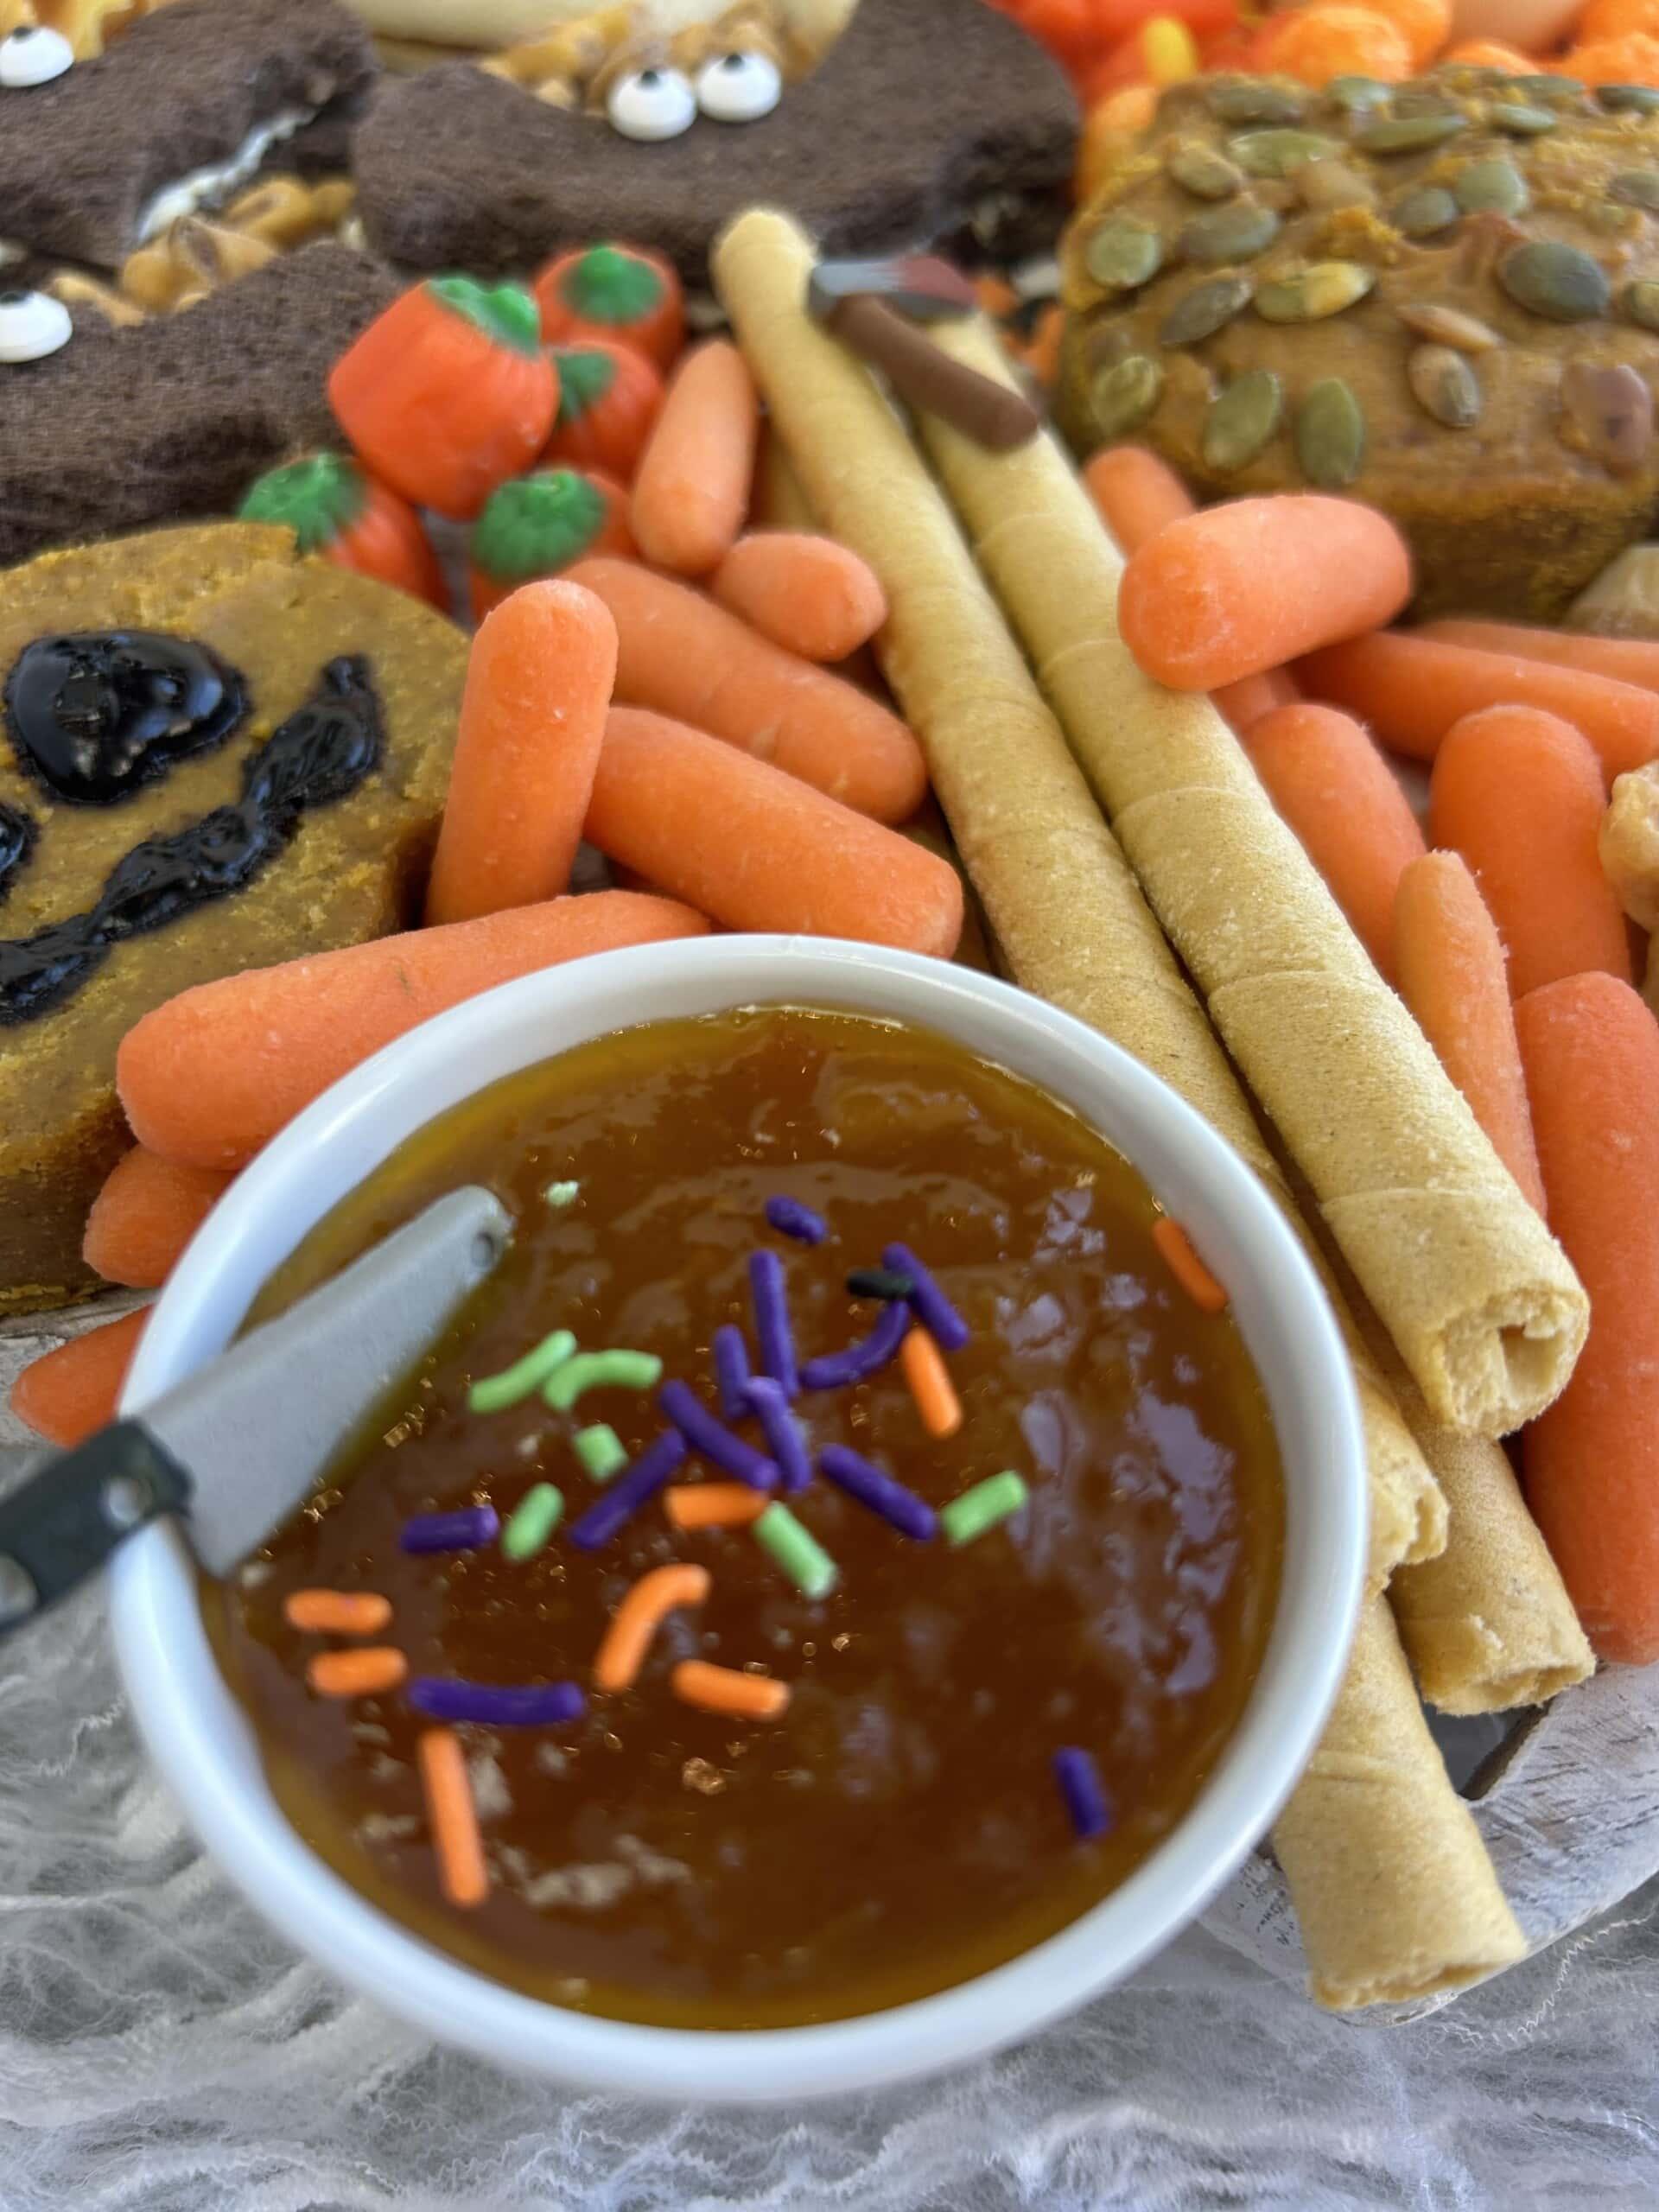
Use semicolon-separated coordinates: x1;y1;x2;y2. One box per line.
1057;67;1659;621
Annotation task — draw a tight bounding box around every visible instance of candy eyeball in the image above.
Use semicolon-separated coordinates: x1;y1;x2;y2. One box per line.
0;289;73;364
0;24;73;87
695;49;782;124
606;65;696;143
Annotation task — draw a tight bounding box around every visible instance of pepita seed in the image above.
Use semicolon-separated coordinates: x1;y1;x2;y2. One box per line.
1160;273;1254;346
1255;261;1376;322
1325;74;1392;113
1390;92;1463;119
1357;111;1469;154
1392;186;1460;238
1167;144;1243;200
1297;157;1373;210
1408;344;1482;428
1491;102;1556;135
1394;299;1502;352
1206;78;1306;125
1227;128;1338;179
1510;73;1575;98
1560;358;1654;476
1202;369;1284;472
1611;168;1659;211
1084;218;1165;293
1454;157;1529;216
1586;200;1641;236
1599;83;1659;114
1295;378;1366;487
1498;239;1611;321
1623;278;1659;330
1179;201;1282;265
1090;353;1164;439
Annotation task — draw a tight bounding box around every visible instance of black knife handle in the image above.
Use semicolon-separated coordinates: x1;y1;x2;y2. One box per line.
0;1422;192;1637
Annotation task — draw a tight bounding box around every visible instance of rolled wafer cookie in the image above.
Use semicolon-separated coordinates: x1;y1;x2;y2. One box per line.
911;315;1588;1441
1599;759;1659;935
712;205;1441;1592
1273;1595;1526;2008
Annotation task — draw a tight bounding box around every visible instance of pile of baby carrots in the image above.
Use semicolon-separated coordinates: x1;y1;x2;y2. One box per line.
12;269;966;1456
1093;446;1659;1668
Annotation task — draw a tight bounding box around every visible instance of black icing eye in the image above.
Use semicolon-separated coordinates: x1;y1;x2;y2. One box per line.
695;49;781;124
0;24;73;86
0;288;71;364
3;632;246;804
607;64;696;141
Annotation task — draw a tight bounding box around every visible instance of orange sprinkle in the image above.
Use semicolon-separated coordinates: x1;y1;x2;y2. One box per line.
1152;1216;1230;1314
664;1483;768;1530
899;1325;963;1439
305;1646;407;1698
671;1660;791;1721
416;1726;489;1909
592;1562;711;1693
283;1589;392;1637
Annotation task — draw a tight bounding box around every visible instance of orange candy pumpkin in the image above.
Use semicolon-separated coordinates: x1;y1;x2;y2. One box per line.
543;340;666;482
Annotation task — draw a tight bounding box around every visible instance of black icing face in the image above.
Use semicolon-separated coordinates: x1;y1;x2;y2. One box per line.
3;632;247;804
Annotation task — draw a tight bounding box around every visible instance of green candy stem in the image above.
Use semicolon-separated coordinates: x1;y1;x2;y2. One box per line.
562;245;663;329
553;347;620;426
427;274;543;356
543;1349;663;1412
471;470;612;586
238;452;365;556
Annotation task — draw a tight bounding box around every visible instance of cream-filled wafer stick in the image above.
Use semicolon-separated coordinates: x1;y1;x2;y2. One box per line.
712;208;1441;1587
1274;1595;1526;2007
912;315;1587;1441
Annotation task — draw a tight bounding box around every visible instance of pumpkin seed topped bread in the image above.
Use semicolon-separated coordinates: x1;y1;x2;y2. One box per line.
1056;66;1659;620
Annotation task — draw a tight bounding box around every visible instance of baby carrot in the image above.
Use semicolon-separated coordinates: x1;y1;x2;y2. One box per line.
82;1147;233;1287
1152;1217;1228;1313
1117;495;1413;690
567;558;927;823
306;1647;407;1697
587;708;963;958
1084;443;1195;552
1428;705;1633;1000
117;892;709;1171
1418;617;1659;697
1296;632;1659;784
1394;854;1547;1218
1213;665;1300;736
425;580;620;926
592;1562;710;1692
664;1483;769;1530
711;533;887;663
1242;702;1426;981
899;1326;962;1439
671;1659;791;1720
8;1306;149;1447
1517;974;1659;1665
630;340;760;576
416;1726;489;1908
283;1590;393;1636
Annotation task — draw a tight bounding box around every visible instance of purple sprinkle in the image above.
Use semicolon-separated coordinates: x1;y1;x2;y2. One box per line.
765;1194;828;1246
882;1242;969;1353
659;1379;778;1491
409;1678;587;1727
1053;1747;1114;1840
799;1296;911;1392
817;1445;937;1541
749;1248;798;1400
400;1504;500;1554
743;1376;813;1494
568;1429;688;1550
713;1325;752;1422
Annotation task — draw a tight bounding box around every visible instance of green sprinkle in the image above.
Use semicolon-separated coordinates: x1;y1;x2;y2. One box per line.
467;1329;576;1414
941;1471;1029;1548
543;1349;663;1411
753;1503;839;1600
544;1180;580;1209
574;1424;629;1483
501;1482;563;1560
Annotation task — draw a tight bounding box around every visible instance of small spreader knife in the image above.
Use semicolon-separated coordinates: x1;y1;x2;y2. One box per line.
0;1185;512;1638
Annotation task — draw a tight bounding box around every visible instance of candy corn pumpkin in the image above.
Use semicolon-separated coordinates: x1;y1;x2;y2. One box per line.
329;276;557;521
533;244;684;372
238;452;448;609
467;467;634;622
543;339;665;482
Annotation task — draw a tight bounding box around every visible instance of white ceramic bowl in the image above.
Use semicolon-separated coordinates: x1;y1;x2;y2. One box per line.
109;936;1365;2103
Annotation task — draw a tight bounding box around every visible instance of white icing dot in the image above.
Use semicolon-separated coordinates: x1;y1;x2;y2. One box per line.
695;49;781;124
0;289;72;364
0;25;73;87
606;65;695;143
